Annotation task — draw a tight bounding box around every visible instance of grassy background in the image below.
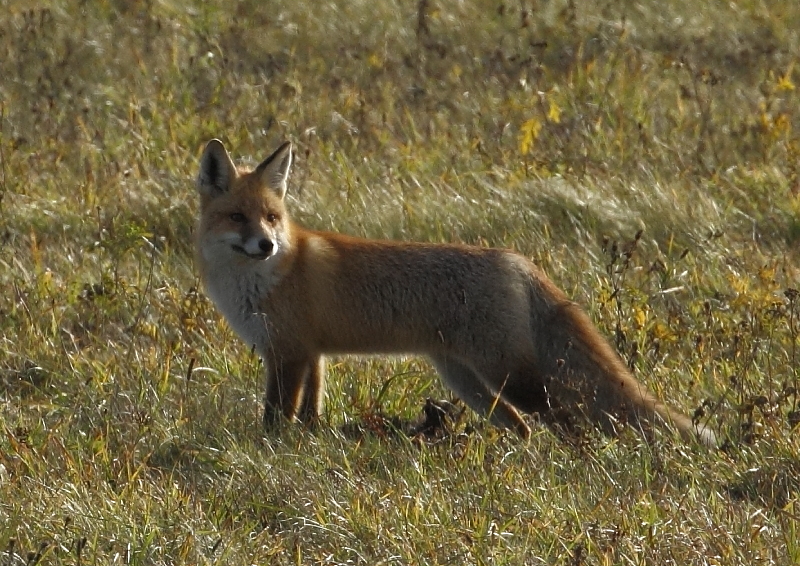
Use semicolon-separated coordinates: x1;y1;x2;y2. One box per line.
1;0;799;563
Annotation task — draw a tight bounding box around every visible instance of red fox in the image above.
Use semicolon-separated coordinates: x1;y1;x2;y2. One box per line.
195;139;716;447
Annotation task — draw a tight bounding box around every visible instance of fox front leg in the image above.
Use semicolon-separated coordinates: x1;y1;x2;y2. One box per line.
263;358;312;428
296;357;326;426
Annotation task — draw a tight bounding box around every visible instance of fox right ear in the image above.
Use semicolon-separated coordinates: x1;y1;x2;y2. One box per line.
197;139;237;196
255;141;292;199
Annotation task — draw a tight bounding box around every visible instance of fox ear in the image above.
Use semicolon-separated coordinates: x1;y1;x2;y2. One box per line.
197;139;237;196
255;141;293;199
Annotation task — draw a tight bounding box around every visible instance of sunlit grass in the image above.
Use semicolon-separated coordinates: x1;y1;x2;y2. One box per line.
0;1;798;564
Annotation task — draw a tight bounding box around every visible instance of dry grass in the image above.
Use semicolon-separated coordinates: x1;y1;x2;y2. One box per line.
1;1;799;564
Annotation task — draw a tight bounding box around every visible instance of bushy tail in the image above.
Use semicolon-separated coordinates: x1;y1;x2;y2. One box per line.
531;293;716;447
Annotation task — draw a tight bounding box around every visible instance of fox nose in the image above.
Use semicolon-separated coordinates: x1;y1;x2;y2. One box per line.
258;239;274;254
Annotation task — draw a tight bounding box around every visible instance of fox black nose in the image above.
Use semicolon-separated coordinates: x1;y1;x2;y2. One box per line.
258;239;274;254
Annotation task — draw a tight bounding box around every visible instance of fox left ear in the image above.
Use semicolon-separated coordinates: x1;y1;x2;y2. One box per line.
255;141;293;199
197;139;237;196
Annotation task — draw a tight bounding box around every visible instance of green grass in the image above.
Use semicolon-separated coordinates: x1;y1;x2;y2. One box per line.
1;0;799;564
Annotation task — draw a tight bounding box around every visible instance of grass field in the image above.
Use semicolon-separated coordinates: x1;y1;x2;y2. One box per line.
1;0;799;564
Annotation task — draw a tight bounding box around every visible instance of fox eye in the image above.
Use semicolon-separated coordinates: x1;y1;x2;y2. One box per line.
266;213;278;223
229;212;247;223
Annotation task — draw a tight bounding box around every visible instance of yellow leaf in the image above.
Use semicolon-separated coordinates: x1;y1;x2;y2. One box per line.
548;100;561;123
518;118;542;155
758;265;777;287
652;321;675;341
634;307;647;329
773;113;791;135
728;273;750;295
777;68;795;91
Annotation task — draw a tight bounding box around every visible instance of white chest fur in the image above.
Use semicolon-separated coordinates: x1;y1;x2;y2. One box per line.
203;262;278;356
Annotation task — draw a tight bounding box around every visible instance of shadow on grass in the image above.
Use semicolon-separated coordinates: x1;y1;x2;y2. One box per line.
340;398;465;444
145;439;234;485
726;457;800;510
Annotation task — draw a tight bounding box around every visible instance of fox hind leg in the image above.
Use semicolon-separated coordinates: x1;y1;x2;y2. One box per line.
431;356;531;439
492;360;584;437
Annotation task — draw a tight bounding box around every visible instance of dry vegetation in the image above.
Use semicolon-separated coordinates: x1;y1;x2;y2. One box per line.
1;0;799;564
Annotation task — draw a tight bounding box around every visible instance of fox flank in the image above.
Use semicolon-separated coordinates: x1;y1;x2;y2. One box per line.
195;139;716;447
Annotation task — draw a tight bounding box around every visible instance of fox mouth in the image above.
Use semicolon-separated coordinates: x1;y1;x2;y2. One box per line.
231;245;270;260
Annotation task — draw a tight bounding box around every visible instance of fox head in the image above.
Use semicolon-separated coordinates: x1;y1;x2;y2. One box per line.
196;140;293;265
